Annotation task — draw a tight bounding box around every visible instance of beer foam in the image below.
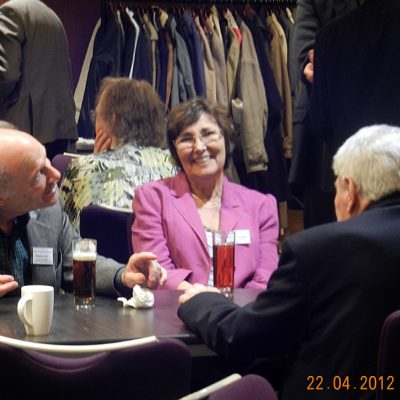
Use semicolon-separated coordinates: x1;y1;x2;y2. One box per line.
73;251;96;261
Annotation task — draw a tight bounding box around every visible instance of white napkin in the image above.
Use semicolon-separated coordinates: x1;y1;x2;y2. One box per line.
117;285;155;309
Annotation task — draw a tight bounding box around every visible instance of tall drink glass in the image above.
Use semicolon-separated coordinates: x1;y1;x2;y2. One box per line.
212;231;235;300
72;239;96;309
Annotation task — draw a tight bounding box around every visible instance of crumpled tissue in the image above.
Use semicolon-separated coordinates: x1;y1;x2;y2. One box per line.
117;284;155;309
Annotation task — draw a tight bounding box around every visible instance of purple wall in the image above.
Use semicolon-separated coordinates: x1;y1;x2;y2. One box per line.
42;0;101;90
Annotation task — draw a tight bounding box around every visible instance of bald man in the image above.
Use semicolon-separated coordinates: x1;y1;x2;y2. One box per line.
0;127;166;298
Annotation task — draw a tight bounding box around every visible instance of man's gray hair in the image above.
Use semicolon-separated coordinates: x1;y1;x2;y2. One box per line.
333;124;400;201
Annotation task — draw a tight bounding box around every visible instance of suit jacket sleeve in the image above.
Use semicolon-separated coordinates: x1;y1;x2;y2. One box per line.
178;238;307;364
0;6;23;105
292;0;321;83
132;183;193;288
59;206;126;298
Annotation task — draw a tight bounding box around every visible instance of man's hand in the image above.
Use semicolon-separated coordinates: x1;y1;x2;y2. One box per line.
303;49;314;83
179;283;220;304
0;275;18;298
122;252;167;289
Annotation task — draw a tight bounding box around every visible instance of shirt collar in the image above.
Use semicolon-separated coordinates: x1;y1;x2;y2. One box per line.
367;191;400;211
0;213;30;241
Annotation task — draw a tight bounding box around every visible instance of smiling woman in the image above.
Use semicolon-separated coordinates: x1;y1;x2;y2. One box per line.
132;98;280;292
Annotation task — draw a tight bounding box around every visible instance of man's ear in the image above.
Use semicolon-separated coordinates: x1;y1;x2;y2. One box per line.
342;177;355;215
347;178;370;217
0;197;6;208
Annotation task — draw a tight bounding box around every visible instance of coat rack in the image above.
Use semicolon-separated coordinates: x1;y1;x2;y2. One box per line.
102;0;297;10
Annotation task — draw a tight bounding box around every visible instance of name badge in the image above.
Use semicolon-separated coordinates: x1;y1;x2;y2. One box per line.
32;247;54;265
234;229;251;245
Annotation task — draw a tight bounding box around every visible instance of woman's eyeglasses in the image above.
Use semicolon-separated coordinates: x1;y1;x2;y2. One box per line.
174;131;221;151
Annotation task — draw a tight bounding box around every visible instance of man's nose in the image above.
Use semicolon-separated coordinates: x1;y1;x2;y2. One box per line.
49;164;61;183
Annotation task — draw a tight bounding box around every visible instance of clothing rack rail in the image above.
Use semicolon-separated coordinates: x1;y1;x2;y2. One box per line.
102;0;297;19
103;0;297;8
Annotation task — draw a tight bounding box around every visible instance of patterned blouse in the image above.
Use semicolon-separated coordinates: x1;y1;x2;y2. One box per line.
60;144;178;230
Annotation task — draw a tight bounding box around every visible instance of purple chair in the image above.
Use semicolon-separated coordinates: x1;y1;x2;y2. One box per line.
0;338;191;399
51;153;75;187
180;374;278;400
376;310;400;400
80;204;134;264
208;375;278;400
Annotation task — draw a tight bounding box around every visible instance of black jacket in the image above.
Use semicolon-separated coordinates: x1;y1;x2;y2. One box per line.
179;193;400;399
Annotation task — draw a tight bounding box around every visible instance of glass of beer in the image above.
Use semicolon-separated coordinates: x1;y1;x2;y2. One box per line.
212;231;235;300
72;239;96;309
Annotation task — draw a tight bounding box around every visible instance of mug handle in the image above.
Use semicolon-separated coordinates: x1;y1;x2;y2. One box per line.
17;294;33;329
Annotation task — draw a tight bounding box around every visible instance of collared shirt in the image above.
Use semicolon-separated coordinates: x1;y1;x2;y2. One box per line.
0;213;30;286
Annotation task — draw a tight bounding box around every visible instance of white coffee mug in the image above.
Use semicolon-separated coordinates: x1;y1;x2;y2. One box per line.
17;285;54;336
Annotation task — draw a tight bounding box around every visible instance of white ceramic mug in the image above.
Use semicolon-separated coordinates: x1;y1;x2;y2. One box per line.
17;285;54;336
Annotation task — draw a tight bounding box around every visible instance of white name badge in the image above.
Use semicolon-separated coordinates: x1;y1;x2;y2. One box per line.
32;247;54;265
234;229;251;245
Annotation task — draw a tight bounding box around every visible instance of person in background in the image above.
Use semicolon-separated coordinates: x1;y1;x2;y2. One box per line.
0;0;77;160
178;124;400;400
133;98;279;290
60;77;177;231
288;0;360;228
0;126;166;299
310;0;400;222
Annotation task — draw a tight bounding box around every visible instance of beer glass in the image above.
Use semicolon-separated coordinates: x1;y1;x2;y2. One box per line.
212;231;235;300
72;239;96;309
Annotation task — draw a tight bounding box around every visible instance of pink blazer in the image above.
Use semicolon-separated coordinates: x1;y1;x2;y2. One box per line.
132;172;279;289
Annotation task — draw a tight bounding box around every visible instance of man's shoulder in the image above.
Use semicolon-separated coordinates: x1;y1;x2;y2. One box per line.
1;0;63;33
1;0;47;16
287;205;400;249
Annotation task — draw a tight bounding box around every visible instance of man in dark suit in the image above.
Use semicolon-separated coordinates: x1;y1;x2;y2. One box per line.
0;0;78;160
309;0;400;222
289;0;360;228
178;124;400;399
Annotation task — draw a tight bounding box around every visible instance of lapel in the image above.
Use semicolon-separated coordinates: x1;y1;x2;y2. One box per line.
27;210;45;247
171;172;209;255
26;203;62;249
219;178;242;232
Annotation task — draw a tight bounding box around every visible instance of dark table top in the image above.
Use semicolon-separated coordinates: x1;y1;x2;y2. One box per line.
0;289;261;345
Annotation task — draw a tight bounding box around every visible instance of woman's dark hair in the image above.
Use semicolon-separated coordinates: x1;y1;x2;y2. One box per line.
167;98;234;169
96;77;167;148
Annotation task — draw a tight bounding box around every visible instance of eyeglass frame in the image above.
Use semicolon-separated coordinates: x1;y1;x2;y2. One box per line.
173;130;222;151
